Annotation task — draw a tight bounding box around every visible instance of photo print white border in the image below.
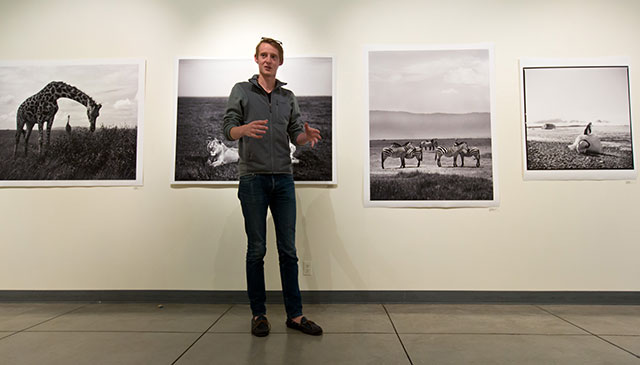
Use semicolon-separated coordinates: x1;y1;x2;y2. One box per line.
172;56;337;186
520;57;636;181
0;58;145;187
364;43;499;208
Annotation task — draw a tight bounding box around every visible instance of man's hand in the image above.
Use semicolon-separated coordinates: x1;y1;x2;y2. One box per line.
230;120;268;140
297;122;322;147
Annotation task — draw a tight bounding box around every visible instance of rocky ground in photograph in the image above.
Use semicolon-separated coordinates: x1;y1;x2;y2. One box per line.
526;140;633;170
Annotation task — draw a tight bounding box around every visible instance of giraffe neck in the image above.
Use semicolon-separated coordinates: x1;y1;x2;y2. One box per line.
48;81;97;108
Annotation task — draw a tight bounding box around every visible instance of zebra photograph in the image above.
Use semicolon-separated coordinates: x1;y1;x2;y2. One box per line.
366;45;498;207
173;57;336;185
520;58;636;180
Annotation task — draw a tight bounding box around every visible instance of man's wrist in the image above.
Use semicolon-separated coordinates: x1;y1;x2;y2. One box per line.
230;125;245;140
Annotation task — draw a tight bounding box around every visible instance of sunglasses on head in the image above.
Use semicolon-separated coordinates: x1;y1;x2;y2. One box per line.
261;37;283;45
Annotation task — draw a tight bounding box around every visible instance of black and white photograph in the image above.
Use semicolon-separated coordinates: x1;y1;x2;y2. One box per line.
0;59;145;187
365;45;498;208
173;57;335;185
520;58;636;180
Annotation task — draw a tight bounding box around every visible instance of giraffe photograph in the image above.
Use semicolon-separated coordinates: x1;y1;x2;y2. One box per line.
520;58;636;180
173;57;336;185
0;59;145;186
365;44;498;208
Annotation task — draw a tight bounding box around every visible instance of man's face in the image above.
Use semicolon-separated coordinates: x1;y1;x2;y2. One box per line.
255;42;282;77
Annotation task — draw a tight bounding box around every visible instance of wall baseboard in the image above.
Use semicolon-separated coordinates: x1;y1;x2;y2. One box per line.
1;290;639;304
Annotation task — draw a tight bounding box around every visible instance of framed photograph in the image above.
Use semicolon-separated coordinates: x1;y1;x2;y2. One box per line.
0;59;145;187
520;58;636;180
365;44;498;208
173;57;336;185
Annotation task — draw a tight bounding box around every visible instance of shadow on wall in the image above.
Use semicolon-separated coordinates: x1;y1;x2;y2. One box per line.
213;203;245;290
214;194;303;291
213;190;366;292
296;190;366;290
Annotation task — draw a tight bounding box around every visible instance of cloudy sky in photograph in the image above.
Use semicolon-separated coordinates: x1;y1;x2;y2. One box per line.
178;57;332;97
524;66;630;125
0;62;141;130
369;48;490;114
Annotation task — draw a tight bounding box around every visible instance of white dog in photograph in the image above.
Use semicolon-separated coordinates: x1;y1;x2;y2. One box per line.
568;122;603;155
206;138;299;168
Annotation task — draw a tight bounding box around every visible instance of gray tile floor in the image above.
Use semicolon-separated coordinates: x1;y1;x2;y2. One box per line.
0;302;639;364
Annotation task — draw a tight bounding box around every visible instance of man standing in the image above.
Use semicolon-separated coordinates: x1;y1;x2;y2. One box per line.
223;37;323;337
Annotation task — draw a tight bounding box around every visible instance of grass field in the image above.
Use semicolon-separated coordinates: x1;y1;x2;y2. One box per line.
174;96;333;182
0;126;137;181
526;125;634;170
370;170;493;201
369;137;494;201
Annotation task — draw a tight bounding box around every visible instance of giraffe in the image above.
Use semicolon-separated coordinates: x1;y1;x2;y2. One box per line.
14;81;101;157
65;115;72;137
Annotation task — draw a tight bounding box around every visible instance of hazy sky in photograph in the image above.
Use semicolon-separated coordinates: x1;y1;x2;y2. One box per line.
178;57;332;97
369;48;490;114
524;67;630;125
0;62;141;130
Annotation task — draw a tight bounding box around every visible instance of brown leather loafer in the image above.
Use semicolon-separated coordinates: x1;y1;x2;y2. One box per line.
286;316;323;336
251;315;270;337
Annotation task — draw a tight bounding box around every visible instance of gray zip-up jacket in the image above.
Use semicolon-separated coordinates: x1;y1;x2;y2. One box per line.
223;75;304;177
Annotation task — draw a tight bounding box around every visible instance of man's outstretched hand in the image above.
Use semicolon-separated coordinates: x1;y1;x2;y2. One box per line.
297;122;322;147
242;119;269;139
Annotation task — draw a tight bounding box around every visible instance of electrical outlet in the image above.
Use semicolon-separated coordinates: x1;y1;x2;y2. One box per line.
302;261;312;276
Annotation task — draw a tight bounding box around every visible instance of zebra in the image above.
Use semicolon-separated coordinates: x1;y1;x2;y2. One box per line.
459;145;481;167
420;138;438;151
381;142;414;169
404;146;423;167
435;140;468;167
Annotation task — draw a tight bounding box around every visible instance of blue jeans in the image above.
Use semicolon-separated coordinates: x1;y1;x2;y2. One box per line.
238;173;303;319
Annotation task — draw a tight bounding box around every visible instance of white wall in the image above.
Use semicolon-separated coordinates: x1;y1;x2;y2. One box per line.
1;0;638;291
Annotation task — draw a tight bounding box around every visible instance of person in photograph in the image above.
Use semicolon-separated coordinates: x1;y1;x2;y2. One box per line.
223;37;323;337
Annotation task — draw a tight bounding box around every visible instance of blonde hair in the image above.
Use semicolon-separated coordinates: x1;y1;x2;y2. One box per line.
255;37;284;64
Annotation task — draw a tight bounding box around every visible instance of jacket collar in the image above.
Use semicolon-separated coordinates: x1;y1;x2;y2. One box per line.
249;74;286;93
